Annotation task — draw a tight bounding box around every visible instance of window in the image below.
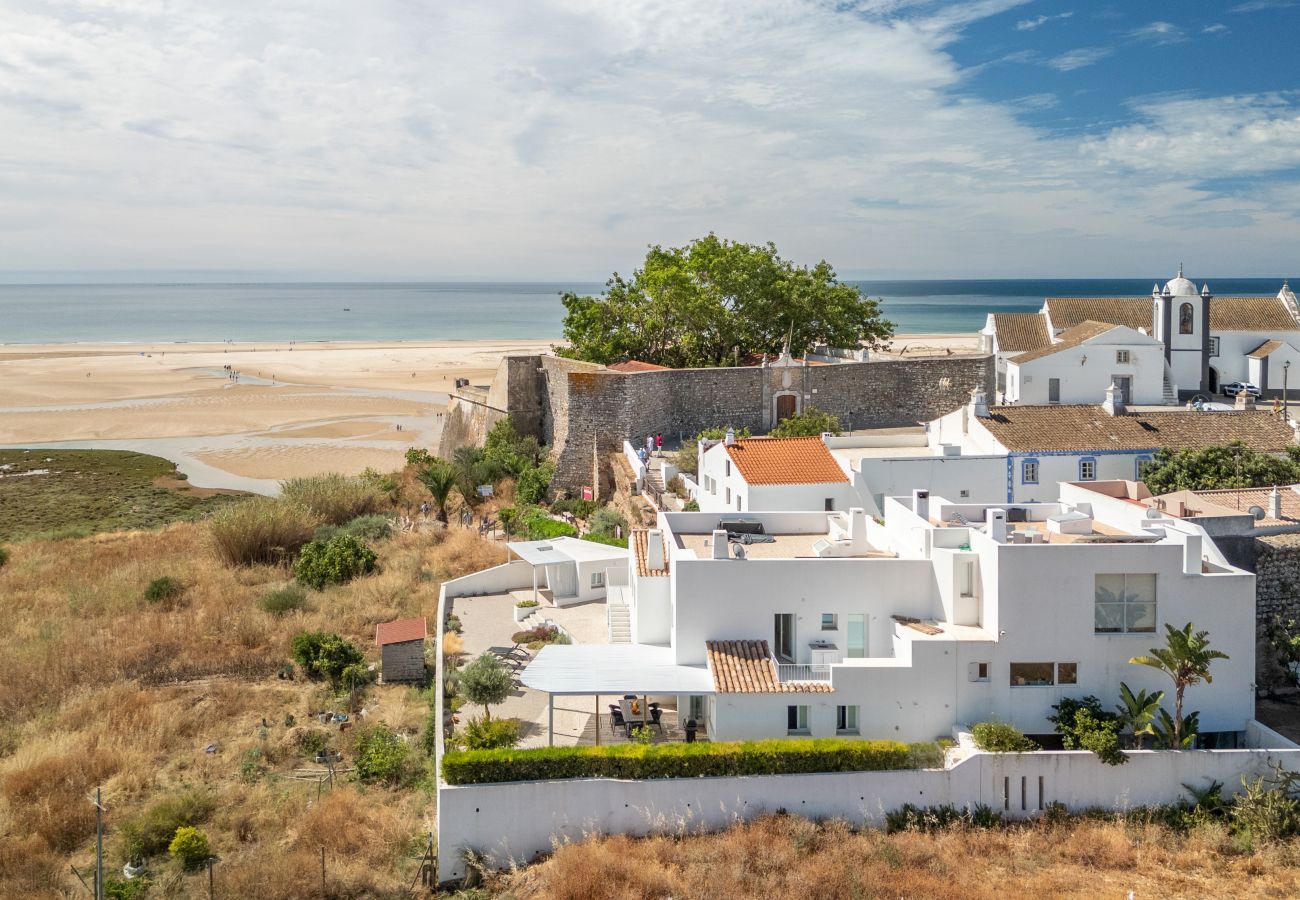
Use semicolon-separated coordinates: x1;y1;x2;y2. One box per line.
725;487;731;504
1079;457;1097;480
1179;302;1194;334
959;560;977;598
836;705;859;734
825;498;835;511
1022;459;1039;484
725;460;731;477
960;489;970;498
1116;349;1131;364
1010;662;1056;686
1048;377;1060;403
821;613;838;631
969;662;989;682
846;614;866;658
591;571;605;589
1210;336;1220;357
1058;663;1078;685
1136;455;1154;479
787;705;809;734
1095;573;1157;633
736;496;742;511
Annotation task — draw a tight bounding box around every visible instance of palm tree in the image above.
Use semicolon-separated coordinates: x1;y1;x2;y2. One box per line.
1115;682;1164;750
1130;622;1228;748
416;458;458;523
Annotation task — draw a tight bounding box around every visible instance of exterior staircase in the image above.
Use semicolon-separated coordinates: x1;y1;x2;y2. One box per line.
1161;362;1178;405
607;599;631;644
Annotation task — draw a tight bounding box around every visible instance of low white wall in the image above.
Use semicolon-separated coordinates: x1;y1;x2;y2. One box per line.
443;559;536;598
624;440;647;491
436;744;1300;880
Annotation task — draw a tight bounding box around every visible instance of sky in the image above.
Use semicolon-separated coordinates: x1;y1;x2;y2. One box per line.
1;0;1299;281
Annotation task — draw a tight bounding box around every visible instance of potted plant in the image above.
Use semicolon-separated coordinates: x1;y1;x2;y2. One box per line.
514;599;539;622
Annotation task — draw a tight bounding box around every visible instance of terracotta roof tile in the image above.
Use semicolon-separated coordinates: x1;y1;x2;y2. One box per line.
608;360;670;372
1186;484;1300;526
725;437;849;486
705;640;833;693
1045;296;1299;333
990;313;1052;353
1248;339;1285;359
978;406;1296;453
631;529;669;577
375;616;427;646
1011;321;1122;365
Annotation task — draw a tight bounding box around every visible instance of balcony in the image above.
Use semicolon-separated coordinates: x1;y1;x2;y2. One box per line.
775;662;831;683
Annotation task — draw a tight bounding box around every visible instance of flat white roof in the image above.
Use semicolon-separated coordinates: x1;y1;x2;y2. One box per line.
507;536;629;567
521;644;715;696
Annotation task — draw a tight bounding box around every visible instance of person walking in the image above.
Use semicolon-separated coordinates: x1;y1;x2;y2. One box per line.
655;433;663;454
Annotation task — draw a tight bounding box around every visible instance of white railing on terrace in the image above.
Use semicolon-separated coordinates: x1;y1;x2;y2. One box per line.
775;662;831;683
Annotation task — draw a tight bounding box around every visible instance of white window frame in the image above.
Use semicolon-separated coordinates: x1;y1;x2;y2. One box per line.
821;613;838;631
786;704;809;735
1094;573;1158;634
591;570;605;589
1116;349;1131;364
836;705;859;734
1079;458;1097;481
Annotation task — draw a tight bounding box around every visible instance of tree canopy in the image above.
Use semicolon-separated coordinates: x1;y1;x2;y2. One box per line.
769;406;843;438
555;235;893;368
1140;441;1300;494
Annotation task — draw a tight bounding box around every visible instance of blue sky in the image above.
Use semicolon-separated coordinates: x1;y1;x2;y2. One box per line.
1;0;1298;280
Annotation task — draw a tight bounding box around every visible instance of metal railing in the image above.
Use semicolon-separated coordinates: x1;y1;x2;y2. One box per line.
775;662;832;683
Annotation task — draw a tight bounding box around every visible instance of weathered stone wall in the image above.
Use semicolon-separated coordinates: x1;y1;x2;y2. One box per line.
1255;533;1300;624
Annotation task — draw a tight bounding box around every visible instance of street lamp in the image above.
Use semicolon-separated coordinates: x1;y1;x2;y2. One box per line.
1285;360;1291;421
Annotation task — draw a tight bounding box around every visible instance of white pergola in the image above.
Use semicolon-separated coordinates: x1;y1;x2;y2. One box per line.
521;644;715;745
506;536;625;604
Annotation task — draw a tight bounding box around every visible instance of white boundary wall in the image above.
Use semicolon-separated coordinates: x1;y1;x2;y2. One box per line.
437;742;1300;880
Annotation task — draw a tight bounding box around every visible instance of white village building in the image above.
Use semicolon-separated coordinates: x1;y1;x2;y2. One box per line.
695;434;856;514
521;494;1256;747
982;269;1300;401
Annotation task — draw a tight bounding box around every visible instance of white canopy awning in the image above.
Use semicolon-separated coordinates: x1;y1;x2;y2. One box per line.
521;644;715;696
507;536;627;567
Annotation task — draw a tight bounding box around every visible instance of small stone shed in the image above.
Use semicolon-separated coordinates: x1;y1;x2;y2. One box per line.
375;616;428;683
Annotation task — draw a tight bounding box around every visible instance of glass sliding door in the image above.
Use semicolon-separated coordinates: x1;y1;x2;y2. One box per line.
774;613;795;662
847;614;866;658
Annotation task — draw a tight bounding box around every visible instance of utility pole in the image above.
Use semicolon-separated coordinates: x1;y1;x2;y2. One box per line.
320;846;326;899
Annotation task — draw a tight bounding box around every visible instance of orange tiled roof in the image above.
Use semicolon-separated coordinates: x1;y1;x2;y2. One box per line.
725;437;849;486
1045;296;1299;333
375;616;427;646
1011;320;1122;365
990;313;1052;353
631;529;670;577
608;360;670;373
979;406;1296;453
1211;297;1300;332
1045;298;1152;332
706;640;834;693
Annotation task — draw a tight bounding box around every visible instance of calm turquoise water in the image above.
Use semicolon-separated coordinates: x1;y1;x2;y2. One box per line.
0;279;1289;343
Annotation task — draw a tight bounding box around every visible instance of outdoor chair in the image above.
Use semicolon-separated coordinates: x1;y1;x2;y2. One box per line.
650;707;664;731
609;707;626;734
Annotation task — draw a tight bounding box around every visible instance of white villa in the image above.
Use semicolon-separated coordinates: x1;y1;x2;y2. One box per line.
695;433;855;514
982;269;1300;402
519;492;1256;747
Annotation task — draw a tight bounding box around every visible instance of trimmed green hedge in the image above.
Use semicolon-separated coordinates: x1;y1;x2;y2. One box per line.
442;738;940;785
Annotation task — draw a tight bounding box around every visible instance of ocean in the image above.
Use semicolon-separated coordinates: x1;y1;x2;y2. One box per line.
0;278;1290;344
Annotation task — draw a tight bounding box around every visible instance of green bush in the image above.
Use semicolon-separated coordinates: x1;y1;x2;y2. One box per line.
885;803;1002;833
339;513;392;542
462;716;522;750
168;826;211;870
581;532;627;548
143;576;185;605
673;426;752;476
353;724;410;784
291;631;365;686
258;584;307;616
971;722;1039;753
209;496;316;566
279;473;385;526
550;498;598;519
118;791;215;863
520;507;577;540
459;652;514;720
294;534;377;589
442;738;929;785
515;599;539;609
683;500;700;512
1049;696;1126;765
515;462;555;506
769;405;842;438
104;876;150;900
588;506;626;538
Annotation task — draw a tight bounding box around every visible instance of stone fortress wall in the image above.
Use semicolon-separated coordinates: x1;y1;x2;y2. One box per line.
440;353;996;495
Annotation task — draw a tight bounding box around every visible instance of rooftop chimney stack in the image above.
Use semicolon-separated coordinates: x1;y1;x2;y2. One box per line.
1103;382;1126;417
646;529;666;571
1183;532;1203;575
987;508;1008;543
912;489;930;522
724;429;736;447
1270;485;1283;520
1235;390;1256;411
848;507;868;551
710;529;729;560
969;388;989;418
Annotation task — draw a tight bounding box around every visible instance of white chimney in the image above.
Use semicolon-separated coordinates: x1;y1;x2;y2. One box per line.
1235;391;1256;410
1270;486;1283;520
646;529;666;571
848;507;868;551
1103;382;1125;417
1183;533;1203;575
710;529;729;560
912;489;930;522
724;429;736;447
969;388;989;418
987;508;1008;543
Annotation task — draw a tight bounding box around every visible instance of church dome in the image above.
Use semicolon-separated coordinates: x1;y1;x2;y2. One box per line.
1163;264;1198;297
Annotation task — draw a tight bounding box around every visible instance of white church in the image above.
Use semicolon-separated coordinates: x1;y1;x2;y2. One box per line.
982;268;1300;405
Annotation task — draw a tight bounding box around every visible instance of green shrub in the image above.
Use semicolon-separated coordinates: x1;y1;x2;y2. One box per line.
683;500;700;512
581;532;627;548
340;513;392;542
104;877;150;900
515;599;539;609
143;576;185;605
258;584;307;616
515;462;555;506
971;722;1039;753
459;652;513;720
550;498;598;519
885;803;1002;833
442;738;929;785
279;473;385;526
291;631;365;687
168;826;211;870
769;405;842;438
1049;697;1126;765
673;426;752;476
118;791;215;863
209;496;316;566
294;534;377;589
462;716;522;750
353;724;410;784
520;506;577;540
588;506;627;537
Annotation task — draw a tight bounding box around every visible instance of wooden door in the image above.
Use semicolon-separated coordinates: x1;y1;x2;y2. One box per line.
776;394;797;422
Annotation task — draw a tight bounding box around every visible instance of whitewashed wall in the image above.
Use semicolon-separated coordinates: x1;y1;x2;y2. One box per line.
1007;331;1166;405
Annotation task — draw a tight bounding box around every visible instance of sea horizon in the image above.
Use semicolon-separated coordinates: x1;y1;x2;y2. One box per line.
1;277;1292;345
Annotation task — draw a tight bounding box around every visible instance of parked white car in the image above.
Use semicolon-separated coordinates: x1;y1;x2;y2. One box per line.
1221;381;1262;398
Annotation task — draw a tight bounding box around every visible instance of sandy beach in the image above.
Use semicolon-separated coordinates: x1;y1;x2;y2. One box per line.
0;333;979;493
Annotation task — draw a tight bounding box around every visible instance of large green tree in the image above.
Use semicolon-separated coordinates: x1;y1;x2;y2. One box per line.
556;235;893;368
1140;441;1300;494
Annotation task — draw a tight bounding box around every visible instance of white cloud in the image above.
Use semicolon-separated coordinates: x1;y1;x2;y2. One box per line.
0;0;1296;279
1016;11;1073;31
1203;23;1229;34
1231;1;1294;12
1129;21;1187;45
1048;47;1114;71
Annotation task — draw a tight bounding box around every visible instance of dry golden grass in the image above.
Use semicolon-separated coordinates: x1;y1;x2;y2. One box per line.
491;814;1300;900
0;513;498;897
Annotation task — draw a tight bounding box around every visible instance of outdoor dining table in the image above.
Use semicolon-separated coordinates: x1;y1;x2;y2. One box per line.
619;698;650;730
